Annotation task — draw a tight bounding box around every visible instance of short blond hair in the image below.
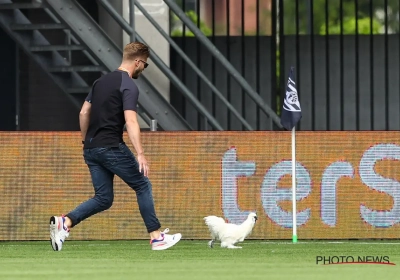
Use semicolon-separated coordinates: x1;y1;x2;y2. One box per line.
122;42;150;61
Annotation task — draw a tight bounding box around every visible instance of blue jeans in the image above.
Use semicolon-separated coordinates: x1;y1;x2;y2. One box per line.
66;143;161;233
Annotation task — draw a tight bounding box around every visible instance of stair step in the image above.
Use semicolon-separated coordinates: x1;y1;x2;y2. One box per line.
10;23;68;30
66;87;92;94
30;45;86;52
48;65;105;72
0;3;43;9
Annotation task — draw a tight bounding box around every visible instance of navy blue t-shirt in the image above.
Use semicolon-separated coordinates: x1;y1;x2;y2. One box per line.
83;69;139;148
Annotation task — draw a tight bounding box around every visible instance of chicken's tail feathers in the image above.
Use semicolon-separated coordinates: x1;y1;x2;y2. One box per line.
203;216;226;226
203;215;227;237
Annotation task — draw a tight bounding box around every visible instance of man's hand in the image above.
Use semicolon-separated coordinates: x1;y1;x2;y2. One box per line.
124;110;148;176
137;153;149;177
79;101;91;142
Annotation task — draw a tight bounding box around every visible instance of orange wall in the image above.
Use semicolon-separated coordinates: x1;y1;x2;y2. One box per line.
1;131;400;240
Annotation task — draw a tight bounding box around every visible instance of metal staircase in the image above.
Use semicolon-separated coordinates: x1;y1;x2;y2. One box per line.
0;0;191;130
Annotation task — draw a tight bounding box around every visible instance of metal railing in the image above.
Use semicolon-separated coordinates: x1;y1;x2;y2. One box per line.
164;0;282;129
44;0;191;131
173;0;399;131
98;0;283;130
278;0;400;130
97;0;224;131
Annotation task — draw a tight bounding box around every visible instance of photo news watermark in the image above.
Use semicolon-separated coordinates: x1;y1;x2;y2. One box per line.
316;256;396;265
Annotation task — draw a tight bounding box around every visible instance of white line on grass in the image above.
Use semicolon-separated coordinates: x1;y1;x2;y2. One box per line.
1;241;400;247
258;241;400;245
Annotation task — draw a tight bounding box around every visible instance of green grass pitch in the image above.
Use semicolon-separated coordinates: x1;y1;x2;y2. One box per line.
1;240;399;280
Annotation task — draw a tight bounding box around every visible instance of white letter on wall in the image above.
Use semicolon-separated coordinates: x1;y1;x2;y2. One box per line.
221;147;256;224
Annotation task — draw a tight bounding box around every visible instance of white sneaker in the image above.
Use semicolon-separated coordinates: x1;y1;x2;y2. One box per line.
49;215;70;251
151;228;182;251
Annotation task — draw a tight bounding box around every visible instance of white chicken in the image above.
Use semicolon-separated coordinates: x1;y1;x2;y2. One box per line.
203;212;258;249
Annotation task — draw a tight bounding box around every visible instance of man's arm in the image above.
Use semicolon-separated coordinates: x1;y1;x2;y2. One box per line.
79;101;92;143
124;110;148;176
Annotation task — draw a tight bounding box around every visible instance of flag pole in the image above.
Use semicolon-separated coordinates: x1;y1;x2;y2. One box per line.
292;126;297;243
281;66;301;243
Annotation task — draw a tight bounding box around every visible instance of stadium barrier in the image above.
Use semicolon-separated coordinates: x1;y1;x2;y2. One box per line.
1;131;400;240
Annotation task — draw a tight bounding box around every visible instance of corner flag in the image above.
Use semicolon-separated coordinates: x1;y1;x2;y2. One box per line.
280;67;302;244
281;67;302;130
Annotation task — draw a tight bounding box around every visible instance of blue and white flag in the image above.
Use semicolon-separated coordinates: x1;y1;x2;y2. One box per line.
280;67;302;130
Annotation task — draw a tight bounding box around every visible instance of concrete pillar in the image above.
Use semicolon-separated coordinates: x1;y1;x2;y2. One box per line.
98;0;170;128
122;0;170;103
98;0;123;47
